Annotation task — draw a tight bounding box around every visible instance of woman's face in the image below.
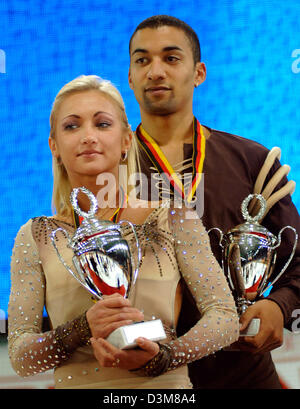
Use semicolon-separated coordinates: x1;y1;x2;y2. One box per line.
49;89;131;186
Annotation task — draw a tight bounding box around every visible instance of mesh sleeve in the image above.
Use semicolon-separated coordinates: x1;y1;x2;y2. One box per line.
165;206;239;370
8;220;90;377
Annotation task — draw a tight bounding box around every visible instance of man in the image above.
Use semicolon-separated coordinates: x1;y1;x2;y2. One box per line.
128;15;300;388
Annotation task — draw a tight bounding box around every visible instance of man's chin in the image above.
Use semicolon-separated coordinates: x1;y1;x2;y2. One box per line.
144;101;176;116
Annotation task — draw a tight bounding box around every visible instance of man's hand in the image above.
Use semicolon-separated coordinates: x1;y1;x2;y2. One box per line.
233;299;284;353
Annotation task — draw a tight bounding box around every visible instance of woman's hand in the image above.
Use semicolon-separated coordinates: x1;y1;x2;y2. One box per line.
86;293;144;339
90;336;159;370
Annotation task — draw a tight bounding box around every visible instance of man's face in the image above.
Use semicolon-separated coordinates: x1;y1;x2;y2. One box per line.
128;26;205;117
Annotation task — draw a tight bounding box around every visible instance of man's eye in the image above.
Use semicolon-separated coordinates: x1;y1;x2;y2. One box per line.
135;57;147;64
167;56;179;62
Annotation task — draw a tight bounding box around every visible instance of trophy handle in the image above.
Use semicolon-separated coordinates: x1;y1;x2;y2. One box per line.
50;227;93;293
208;227;229;278
241;193;267;223
118;220;142;287
207;227;225;248
261;226;298;295
70;186;98;219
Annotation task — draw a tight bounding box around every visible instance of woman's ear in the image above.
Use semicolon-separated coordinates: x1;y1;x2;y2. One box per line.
48;137;59;158
122;129;133;153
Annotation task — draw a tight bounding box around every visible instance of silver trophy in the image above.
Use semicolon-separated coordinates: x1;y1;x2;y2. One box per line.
51;187;166;349
209;193;298;336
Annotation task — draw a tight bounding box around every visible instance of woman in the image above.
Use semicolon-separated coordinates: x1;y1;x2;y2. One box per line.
8;75;239;389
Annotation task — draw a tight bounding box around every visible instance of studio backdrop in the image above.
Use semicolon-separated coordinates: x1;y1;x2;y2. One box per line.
0;0;299;386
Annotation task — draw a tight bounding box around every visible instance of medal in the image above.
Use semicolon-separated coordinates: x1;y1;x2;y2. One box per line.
136;117;205;202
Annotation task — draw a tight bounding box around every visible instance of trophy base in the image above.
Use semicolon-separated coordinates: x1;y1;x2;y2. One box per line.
239;318;260;337
106;319;167;350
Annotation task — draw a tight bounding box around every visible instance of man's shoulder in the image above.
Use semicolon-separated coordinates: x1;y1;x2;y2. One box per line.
207;126;269;155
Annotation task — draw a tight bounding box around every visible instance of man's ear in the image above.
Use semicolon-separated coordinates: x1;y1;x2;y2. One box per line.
128;68;134;90
194;62;206;87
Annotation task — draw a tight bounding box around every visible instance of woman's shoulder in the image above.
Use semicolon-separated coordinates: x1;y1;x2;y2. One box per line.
13;216;74;246
30;215;74;244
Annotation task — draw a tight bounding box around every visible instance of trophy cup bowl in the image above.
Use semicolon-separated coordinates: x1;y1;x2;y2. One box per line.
209;193;298;336
51;186;166;349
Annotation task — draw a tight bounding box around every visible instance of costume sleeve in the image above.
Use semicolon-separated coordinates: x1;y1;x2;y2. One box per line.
8;220;91;377
164;207;239;370
260;158;300;330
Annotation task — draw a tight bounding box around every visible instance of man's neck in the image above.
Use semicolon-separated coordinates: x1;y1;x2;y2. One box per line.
140;111;195;147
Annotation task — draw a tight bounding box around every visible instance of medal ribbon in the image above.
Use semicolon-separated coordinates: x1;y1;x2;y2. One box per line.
73;187;128;228
136;117;205;202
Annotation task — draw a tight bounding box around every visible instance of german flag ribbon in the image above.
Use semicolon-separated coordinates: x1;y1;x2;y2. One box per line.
136;117;205;202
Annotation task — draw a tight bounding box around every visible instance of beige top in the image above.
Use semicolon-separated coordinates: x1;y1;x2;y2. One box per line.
8;205;239;389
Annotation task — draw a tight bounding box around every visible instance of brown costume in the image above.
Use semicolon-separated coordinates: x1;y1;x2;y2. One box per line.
138;125;300;389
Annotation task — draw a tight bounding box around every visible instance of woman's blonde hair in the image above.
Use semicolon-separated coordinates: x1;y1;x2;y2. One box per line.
49;75;139;217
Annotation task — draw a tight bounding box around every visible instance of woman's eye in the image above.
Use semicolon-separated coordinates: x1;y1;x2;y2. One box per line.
97;122;111;128
64;123;78;130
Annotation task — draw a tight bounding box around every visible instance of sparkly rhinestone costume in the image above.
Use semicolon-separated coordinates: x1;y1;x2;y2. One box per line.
8;205;239;389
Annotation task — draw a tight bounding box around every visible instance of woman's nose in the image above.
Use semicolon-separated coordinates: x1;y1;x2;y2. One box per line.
81;126;97;144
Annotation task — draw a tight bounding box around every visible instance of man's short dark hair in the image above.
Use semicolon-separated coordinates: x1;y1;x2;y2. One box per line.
129;15;201;64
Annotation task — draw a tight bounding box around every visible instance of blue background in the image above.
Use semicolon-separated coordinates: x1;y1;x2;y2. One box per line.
0;0;299;316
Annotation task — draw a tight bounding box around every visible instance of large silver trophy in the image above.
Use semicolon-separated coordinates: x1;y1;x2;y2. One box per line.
210;193;298;336
51;187;166;349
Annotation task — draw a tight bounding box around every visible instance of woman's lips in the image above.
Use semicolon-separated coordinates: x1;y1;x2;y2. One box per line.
78;150;102;157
